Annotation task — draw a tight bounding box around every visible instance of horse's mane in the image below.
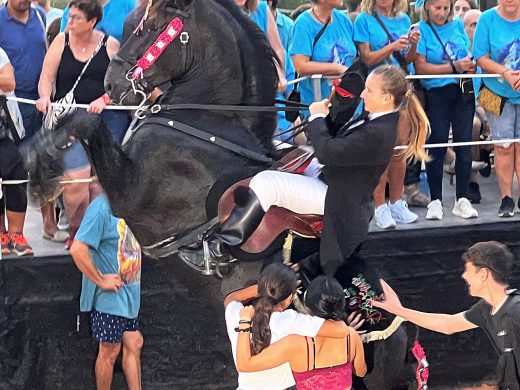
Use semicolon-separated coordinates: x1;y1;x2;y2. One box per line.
148;0;278;152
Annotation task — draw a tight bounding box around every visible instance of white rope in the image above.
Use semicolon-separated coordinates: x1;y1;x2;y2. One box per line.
6;96;142;111
0;177;96;186
395;138;520;150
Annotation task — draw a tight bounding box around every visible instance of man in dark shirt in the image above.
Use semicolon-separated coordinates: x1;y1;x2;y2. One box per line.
373;241;520;389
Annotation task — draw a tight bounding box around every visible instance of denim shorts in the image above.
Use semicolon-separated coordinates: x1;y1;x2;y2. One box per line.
62;140;89;171
486;102;520;148
90;309;140;343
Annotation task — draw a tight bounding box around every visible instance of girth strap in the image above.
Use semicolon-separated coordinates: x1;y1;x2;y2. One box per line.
135;116;274;164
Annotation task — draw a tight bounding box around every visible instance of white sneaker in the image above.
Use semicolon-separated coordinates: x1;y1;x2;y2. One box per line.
389;199;418;224
426;199;443;220
452;197;478;219
375;203;397;229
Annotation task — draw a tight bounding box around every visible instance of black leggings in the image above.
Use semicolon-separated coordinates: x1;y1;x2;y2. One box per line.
0;138;27;213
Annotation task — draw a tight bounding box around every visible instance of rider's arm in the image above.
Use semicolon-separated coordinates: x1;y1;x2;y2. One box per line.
224;284;258;308
306;117;391;167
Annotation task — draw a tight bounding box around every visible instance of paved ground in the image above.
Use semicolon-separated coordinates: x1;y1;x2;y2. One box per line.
1;170;517;260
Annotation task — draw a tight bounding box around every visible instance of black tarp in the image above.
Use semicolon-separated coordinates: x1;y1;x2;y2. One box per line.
1;221;519;389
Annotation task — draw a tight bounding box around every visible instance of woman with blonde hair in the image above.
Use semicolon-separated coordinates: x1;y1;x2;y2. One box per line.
414;0;477;220
354;0;423;229
180;65;429;277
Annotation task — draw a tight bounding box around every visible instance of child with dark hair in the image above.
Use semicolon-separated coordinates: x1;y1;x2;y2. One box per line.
235;275;366;390
224;263;350;390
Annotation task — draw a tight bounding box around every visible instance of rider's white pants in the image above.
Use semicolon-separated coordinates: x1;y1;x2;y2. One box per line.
249;170;327;215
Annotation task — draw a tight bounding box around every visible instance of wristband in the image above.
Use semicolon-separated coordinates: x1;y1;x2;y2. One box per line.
501;69;509;77
234;326;252;333
102;93;111;105
239;320;252;325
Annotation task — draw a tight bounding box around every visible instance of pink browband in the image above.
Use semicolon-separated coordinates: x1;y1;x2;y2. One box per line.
132;17;184;80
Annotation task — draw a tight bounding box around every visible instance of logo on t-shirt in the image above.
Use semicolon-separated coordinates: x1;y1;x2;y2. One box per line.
117;220;141;284
443;42;467;61
330;44;353;66
498;39;520;71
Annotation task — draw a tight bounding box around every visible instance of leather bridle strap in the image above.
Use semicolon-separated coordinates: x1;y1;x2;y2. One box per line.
149;102;307;114
136;116;274;163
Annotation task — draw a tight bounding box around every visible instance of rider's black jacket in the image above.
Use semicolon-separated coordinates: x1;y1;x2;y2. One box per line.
306;111;399;275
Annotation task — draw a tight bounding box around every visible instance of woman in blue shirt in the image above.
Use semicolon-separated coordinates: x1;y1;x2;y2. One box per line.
473;2;520;217
414;0;478;221
354;0;421;230
289;0;357;106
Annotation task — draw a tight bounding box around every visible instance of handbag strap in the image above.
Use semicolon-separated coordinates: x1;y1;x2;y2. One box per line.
426;22;457;73
373;13;409;72
293;12;332;91
68;33;106;94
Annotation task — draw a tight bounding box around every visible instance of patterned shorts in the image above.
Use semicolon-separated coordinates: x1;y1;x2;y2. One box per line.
90;309;140;344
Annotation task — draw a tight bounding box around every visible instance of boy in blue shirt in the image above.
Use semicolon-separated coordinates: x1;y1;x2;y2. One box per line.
70;193;143;390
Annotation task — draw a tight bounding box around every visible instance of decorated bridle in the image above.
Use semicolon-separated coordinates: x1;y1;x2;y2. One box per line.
125;0;189;118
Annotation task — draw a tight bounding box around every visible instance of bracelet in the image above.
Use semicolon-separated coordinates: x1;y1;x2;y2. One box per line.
239;320;252;325
501;68;509;77
102;93;111;105
234;326;252;333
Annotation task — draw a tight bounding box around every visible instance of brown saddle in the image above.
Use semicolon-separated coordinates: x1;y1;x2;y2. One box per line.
218;178;323;254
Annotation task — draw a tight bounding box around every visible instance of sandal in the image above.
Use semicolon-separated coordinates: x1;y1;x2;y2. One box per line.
405;186;430;208
43;230;70;242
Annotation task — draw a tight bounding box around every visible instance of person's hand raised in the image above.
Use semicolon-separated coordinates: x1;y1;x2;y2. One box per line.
309;99;330;117
408;30;421;46
240;305;255;321
371;279;403;315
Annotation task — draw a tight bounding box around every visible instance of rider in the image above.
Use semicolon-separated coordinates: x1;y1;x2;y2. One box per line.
180;64;430;276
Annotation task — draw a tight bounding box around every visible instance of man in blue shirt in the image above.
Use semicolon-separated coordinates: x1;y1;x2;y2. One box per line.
60;0;136;43
0;0;46;139
71;194;143;390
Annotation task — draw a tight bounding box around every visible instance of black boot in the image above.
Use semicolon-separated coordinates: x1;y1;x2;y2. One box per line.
179;187;265;267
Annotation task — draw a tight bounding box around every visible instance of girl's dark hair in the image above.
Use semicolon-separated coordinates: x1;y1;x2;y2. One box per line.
251;263;297;355
69;0;103;26
304;275;346;321
462;241;514;285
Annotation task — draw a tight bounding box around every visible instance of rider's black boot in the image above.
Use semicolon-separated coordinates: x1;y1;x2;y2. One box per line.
179;187;265;266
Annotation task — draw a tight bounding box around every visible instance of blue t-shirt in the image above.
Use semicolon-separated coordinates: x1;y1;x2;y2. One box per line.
290;9;356;105
76;195;141;319
473;8;520;105
251;1;269;33
60;0;136;43
417;19;471;90
354;12;412;71
0;5;46;99
276;10;294;52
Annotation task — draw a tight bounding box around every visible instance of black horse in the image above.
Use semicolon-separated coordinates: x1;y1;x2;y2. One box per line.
27;0;278;255
25;0;412;387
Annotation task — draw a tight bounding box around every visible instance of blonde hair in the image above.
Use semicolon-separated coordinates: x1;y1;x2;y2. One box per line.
359;0;409;16
371;65;431;162
421;0;455;23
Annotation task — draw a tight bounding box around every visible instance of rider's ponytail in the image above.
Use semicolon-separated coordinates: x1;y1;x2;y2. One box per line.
371;65;430;162
250;263;297;355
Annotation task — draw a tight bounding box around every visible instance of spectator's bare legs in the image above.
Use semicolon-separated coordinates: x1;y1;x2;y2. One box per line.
514;144;520;193
63;166;91;235
388;155;407;203
373;168;389;207
122;331;144;390
494;145;514;198
42;201;59;235
5;210;26;234
95;342;121;390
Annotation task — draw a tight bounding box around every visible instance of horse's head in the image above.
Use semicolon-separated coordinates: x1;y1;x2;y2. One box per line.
105;0;199;106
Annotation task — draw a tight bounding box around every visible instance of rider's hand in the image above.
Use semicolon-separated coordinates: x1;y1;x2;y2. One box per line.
36;96;52;114
309;99;330;117
371;279;403;315
98;274;123;292
240;305;255;321
87;96;107;114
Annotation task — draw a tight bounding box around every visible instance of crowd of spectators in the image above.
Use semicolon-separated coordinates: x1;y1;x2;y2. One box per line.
0;0;518;251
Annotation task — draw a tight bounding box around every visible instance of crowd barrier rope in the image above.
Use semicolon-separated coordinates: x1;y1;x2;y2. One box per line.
0;72;507;187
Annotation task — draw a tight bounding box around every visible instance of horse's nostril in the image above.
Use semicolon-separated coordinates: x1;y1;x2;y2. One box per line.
105;82;112;93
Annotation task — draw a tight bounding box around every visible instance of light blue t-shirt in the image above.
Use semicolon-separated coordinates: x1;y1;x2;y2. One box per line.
290;9;356;105
46;7;63;27
76;195;141;319
60;0;136;42
354;12;412;71
473;8;520;104
276;10;294;52
417;18;471;90
251;1;269;33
